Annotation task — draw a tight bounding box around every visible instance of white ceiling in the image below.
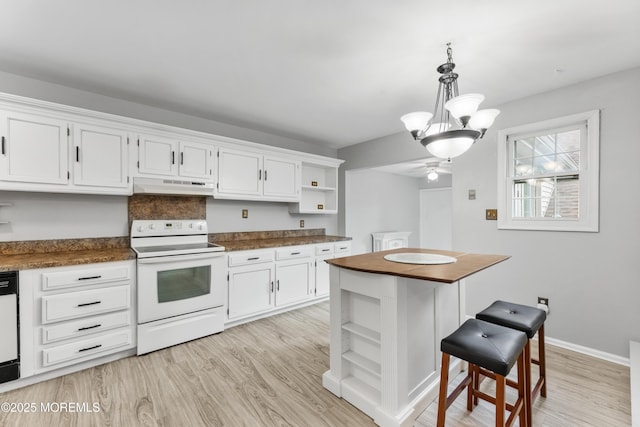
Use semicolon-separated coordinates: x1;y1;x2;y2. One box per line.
1;1;639;153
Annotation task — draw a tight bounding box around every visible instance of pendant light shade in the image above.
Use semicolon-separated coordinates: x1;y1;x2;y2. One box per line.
400;44;499;159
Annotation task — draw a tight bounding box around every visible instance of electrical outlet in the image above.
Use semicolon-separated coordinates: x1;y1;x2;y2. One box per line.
299;219;305;228
486;209;498;220
242;209;248;219
537;297;549;306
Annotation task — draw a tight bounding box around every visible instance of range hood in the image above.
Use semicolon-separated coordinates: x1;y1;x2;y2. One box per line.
133;177;215;196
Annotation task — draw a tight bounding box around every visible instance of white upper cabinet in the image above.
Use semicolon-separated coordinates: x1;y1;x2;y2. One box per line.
0;93;342;201
137;134;213;181
217;147;263;197
179;141;212;179
0;110;132;195
137;134;178;177
73;123;129;190
0;111;68;186
216;147;300;202
263;155;299;200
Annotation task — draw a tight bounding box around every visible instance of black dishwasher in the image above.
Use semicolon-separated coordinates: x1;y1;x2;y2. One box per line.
0;271;19;384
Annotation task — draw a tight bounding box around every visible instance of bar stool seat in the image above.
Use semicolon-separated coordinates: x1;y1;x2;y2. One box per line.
437;319;528;427
476;300;547;427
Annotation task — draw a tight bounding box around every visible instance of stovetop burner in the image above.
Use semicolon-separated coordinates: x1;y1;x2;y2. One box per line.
130;219;225;258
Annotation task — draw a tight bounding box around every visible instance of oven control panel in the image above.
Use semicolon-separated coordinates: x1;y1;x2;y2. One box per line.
131;220;208;236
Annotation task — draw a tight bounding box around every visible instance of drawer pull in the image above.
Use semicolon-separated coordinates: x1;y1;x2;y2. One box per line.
77;324;102;332
78;344;102;353
247;257;260;261
77;301;102;307
78;275;102;281
321;249;331;252
290;252;301;255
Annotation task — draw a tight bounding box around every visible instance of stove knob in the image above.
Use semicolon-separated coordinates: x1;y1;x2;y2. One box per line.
197;222;205;231
149;223;156;230
137;225;145;232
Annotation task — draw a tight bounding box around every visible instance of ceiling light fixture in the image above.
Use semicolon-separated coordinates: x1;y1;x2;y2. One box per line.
401;43;500;160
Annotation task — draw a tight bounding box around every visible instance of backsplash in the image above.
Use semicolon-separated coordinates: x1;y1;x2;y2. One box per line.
128;194;207;229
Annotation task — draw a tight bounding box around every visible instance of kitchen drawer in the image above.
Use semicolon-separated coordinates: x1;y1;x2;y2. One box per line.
42;264;132;291
228;250;274;267
42;328;133;367
315;244;334;256
41;311;132;345
334;241;352;254
276;246;312;261
41;285;130;324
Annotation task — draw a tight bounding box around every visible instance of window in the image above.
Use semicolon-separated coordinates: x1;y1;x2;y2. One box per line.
497;110;599;232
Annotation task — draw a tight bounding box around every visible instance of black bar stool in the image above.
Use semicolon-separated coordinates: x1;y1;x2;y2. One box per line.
436;319;528;427
476;300;547;427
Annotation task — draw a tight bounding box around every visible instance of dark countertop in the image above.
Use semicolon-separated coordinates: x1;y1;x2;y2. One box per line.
0;248;137;272
213;235;351;251
326;248;510;284
0;230;351;270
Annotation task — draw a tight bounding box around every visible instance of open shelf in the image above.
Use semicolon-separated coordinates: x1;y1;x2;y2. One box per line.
342;350;381;378
342;322;381;344
289;161;339;215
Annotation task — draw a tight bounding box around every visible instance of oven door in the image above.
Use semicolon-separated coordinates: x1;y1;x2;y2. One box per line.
137;252;225;324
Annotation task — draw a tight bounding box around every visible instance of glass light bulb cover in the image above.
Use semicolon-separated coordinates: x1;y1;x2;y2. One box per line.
469;109;500;130
427;170;438;181
427;137;474;159
424;122;451;136
400;111;433;132
444;93;485;119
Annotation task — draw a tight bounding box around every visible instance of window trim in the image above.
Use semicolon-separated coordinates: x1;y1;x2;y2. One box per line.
497;110;600;232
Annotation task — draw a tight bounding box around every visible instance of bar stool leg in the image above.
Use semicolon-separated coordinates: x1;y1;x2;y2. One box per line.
495;374;506;427
437;353;451;427
517;350;528;427
539;324;547;398
524;340;532;427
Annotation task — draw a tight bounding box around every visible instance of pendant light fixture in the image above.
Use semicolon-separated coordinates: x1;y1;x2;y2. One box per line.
401;43;500;159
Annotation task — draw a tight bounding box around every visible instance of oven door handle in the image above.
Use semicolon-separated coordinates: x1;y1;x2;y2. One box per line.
137;252;224;264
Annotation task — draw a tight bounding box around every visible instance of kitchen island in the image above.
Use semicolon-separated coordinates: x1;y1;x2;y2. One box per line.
322;248;509;427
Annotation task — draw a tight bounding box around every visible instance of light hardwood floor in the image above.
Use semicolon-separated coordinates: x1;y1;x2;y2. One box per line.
0;302;631;426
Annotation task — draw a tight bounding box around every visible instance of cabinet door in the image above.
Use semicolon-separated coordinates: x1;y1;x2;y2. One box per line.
0;111;68;185
263;156;300;201
315;254;333;297
275;260;311;306
217;148;262;196
179;140;212;180
228;264;274;319
73;123;129;190
137;134;178;177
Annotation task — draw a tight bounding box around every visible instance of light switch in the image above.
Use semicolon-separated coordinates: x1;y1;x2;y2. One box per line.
486;209;498;220
242;209;248;219
468;189;476;200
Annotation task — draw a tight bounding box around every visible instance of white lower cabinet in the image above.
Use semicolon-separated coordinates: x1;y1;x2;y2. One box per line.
315;242;352;297
275;246;313;306
19;260;136;377
226;241;350;326
227;257;275;320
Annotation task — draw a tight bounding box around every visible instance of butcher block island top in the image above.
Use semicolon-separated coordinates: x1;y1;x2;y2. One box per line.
326;247;510;283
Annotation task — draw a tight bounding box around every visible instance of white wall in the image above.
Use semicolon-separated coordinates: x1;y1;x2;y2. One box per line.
0;191;128;240
0;72;339;241
454;67;640;360
345;169;420;254
338;67;640;359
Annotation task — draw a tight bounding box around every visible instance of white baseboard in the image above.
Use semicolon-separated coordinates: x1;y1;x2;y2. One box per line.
546;336;630;366
631;341;639;427
464;314;630;366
